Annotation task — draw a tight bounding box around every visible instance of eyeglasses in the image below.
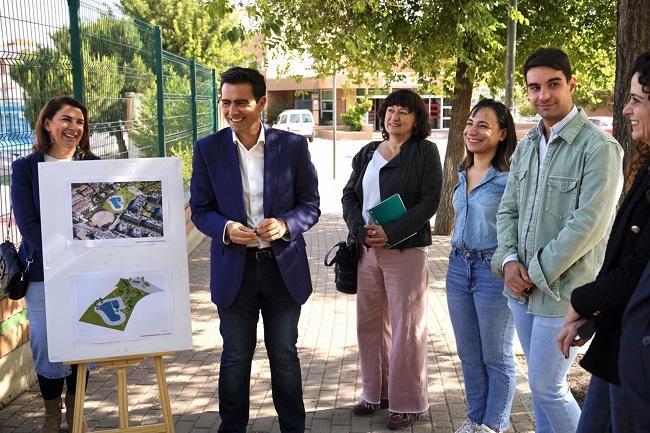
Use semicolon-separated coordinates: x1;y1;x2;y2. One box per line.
218;98;259;109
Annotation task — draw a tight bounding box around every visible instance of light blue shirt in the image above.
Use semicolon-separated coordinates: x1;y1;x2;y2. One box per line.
451;166;509;252
536;105;579;171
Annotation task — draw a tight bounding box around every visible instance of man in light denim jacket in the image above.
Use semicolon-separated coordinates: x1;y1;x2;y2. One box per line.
491;48;623;433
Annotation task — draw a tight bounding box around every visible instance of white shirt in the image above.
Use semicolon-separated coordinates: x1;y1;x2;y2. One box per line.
362;151;388;224
44;154;73;162
231;125;268;248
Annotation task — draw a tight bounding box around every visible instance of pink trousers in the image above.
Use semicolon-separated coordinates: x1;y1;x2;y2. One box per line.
356;246;429;413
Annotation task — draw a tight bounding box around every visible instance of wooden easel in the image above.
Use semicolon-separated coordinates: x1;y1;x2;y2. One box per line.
70;352;175;433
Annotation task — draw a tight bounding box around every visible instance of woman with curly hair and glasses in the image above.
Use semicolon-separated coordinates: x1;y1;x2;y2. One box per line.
557;52;650;433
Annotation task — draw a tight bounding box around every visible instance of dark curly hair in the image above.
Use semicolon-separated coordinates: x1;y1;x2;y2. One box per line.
33;96;93;159
625;51;650;190
378;89;431;141
460;99;517;172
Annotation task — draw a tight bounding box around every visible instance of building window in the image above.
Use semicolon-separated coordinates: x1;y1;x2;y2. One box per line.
320;90;333;125
427;98;441;129
294;91;311;110
442;97;452;130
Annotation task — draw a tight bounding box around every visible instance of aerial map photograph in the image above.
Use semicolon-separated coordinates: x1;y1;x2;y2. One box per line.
78;276;164;332
70;181;164;241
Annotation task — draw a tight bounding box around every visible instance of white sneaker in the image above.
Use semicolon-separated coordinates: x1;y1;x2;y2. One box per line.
476;424;498;433
454;419;479;433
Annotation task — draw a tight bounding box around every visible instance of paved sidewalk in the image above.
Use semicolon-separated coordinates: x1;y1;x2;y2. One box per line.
0;213;534;433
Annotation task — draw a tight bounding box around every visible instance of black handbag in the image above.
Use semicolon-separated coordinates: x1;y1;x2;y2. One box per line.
0;240;32;300
324;235;360;294
1;204;34;300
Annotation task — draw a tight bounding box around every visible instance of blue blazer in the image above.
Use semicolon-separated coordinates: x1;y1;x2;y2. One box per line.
189;126;320;308
11;152;100;281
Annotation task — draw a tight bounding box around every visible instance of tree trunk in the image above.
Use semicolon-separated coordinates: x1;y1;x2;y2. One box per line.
613;0;650;173
433;58;473;235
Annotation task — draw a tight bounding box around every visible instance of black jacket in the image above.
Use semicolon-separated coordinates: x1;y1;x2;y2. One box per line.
341;138;442;249
571;158;650;383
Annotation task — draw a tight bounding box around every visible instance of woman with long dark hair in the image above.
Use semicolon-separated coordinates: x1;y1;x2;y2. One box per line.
446;99;518;433
11;96;98;433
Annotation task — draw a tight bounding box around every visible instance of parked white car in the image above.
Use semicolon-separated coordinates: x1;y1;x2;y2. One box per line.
272;109;315;142
588;116;613;135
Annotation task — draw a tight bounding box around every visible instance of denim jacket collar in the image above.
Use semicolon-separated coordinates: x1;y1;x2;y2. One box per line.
525;108;589;147
556;109;589;145
458;165;500;189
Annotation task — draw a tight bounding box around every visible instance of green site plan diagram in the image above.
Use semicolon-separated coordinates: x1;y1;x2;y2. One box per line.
79;277;163;331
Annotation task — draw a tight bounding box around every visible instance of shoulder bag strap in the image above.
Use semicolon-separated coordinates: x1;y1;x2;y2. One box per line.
324;241;346;267
9;157;35;263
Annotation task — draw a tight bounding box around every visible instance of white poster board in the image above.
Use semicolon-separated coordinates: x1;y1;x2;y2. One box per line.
39;158;192;362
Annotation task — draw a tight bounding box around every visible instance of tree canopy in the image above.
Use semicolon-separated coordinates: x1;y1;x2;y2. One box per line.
251;0;615;107
120;0;255;72
250;0;616;233
9;17;148;156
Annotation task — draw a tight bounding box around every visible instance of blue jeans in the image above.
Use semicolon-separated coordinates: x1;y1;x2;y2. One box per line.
508;299;581;433
446;249;516;431
577;375;635;433
25;281;72;379
216;254;305;433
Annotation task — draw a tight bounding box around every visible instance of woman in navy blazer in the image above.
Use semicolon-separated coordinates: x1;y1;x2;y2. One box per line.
11;96;98;433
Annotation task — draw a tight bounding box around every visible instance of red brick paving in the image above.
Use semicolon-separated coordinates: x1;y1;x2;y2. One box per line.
0;213;534;433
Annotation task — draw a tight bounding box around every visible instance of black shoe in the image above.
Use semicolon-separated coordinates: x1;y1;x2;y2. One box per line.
351;399;389;416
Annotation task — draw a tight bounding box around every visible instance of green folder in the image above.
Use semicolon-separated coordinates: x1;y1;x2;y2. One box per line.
367;193;416;248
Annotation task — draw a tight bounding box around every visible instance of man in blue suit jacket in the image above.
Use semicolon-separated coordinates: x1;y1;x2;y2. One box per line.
190;67;320;433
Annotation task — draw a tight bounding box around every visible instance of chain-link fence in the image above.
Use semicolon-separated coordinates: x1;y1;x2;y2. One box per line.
0;0;217;242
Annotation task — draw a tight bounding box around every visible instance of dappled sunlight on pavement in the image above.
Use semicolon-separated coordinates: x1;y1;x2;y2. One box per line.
0;213;534;433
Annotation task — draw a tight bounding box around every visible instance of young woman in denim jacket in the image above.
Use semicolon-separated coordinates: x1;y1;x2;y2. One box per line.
445;99;518;433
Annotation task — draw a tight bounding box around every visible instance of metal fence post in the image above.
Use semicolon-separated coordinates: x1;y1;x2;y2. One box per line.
67;0;85;103
212;69;218;132
190;60;198;144
154;26;165;157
